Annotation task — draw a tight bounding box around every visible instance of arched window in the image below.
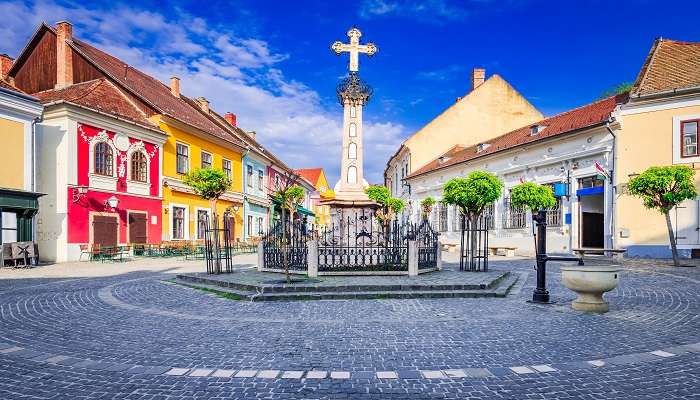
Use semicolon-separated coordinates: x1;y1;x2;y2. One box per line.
348;142;357;159
130;151;147;182
350;106;356;118
347;166;357;184
94;142;113;176
349;123;357;137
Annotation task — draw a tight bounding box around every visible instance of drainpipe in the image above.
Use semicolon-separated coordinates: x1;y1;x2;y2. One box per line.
31;115;42;245
606;120;617;251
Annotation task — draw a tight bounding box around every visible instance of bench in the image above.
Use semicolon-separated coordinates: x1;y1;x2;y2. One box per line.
572;248;626;260
441;243;458;253
488;246;517;257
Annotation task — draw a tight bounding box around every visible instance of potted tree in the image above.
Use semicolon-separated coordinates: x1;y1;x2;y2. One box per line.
184;167;232;272
628;165;697;267
420;197;436;220
270;173;306;283
365;185;405;244
443;171;502;271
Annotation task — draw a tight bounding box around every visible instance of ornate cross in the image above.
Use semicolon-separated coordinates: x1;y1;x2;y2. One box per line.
331;28;378;73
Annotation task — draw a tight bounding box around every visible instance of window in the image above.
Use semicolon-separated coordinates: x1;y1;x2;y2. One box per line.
172;206;185;239
247;215;253;236
482;203;495;230
349;123;357;137
1;211;17;243
578;176;605;189
197;209;208;239
258;170;264;190
94;142;113;176
350;105;356;118
130;152;147;182
275;175;280;189
682;120;698;157
502;197;526;229
176;143;189;174
438;203;448;232
247;165;253;188
544;184;562;227
256;217;264;235
223;159;232;179
201;151;212;169
452;205;463;231
347;166;357;184
348;142;357;159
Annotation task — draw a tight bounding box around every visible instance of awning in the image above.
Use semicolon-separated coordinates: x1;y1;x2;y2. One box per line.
296;206;315;217
0;188;44;216
576;186;604;196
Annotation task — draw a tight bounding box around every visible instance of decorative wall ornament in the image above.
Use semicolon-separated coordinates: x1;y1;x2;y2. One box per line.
117;159;126;178
114;133;130;152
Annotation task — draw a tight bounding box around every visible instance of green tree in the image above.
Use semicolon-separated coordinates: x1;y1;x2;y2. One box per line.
628;165;697;267
599;81;633;99
443;171;503;269
183;168;232;272
366;185;405;225
510;182;556;212
420;197;436;219
271;179;306;282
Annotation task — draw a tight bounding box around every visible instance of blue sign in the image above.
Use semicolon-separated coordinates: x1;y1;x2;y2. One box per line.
553;183;568;197
565;213;572;224
576;186;604;196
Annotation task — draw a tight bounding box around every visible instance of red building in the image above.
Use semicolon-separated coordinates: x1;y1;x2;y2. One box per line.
6;22;168;262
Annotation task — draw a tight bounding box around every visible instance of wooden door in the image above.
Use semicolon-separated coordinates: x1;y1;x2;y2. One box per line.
93;215;118;247
128;213;148;244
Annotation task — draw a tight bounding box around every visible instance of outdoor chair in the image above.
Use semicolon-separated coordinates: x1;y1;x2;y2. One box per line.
90;244;102;262
79;244;91;261
10;241;34;268
1;243;12;267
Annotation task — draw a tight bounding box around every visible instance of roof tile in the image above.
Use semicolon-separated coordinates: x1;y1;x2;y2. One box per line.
632;38;700;96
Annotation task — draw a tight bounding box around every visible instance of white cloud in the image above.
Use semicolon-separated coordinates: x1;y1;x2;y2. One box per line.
0;0;406;184
359;0;469;23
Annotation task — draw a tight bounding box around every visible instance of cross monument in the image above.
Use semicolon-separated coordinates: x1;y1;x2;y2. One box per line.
329;28;378;202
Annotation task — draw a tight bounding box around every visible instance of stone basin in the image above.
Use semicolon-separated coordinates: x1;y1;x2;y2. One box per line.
560;265;621;313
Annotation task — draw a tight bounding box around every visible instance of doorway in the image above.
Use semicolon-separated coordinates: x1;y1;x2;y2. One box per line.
93;215;118;247
128;212;147;244
577;176;605;249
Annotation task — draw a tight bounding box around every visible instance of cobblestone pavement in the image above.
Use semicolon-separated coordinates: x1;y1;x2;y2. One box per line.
0;253;698;399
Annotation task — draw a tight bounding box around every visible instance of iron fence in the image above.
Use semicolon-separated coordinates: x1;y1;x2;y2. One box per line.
415;219;439;270
261;220;310;272
204;213;233;274
460;213;490;272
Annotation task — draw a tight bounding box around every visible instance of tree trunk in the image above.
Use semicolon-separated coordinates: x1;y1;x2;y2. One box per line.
281;207;290;283
210;198;221;273
664;211;681;267
469;213;478;270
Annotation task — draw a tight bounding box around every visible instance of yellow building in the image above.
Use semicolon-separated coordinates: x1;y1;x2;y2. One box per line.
616;38;700;258
296;168;334;226
156;109;247;242
385;68;544;200
0;75;43;251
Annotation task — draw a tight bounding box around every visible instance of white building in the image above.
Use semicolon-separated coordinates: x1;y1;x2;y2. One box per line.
405;94;627;255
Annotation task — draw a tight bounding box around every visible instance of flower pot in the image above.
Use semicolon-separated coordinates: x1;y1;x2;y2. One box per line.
560;265;621;313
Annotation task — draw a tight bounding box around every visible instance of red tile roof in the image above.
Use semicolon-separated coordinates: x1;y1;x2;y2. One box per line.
69;39;245;146
632;38;700;97
33;78;158;129
0;78;24;93
295;168;323;185
409;93;628;178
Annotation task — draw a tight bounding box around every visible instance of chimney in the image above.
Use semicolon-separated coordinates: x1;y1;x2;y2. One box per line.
224;112;237;127
55;21;74;89
170;76;180;98
0;54;13;79
471;68;485;90
247;131;256;140
195;97;209;113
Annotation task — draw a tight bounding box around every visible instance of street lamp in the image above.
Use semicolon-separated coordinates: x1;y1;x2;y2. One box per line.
105;196;119;210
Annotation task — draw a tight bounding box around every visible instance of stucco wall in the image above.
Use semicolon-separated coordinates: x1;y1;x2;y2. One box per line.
617;99;700;257
0;117;25;190
403;75;543;173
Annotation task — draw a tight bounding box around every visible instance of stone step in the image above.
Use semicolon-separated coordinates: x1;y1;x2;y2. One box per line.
172;273;519;302
175;271;510;294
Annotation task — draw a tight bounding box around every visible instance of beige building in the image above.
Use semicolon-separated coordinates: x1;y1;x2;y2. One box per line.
385;68;543;201
617;38;700;258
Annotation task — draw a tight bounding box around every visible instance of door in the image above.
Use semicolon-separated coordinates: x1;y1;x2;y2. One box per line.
581;212;604;248
128;213;148;244
93;215;118;247
673;199;700;245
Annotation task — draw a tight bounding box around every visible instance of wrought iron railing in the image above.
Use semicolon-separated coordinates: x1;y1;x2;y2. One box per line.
261;220;310;272
415;219;439;270
502;198;526;229
317;209;409;272
204;213;233;274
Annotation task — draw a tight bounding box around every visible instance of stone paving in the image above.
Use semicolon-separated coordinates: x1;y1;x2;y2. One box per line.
0;253;698;398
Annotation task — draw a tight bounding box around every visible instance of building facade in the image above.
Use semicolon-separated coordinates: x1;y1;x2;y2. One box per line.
296;168;333;226
385;68;544;203
616;38;700;258
0;77;43;254
242;149;270;240
406;94;625;255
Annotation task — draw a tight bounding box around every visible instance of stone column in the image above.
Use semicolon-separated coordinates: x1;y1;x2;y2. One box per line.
408;240;418;277
257;242;264;272
307;240;319;278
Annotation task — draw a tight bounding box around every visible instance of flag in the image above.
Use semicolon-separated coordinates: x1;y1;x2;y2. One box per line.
595;161;610;180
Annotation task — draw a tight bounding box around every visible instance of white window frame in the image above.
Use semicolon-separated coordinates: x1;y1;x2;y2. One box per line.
222;158;232;179
176;142;190;175
126;147;150;196
247;164;253;188
195;207;211;240
89;138;118;191
201;150;213;169
673;114;700;164
349;123;357;137
169;203;189;240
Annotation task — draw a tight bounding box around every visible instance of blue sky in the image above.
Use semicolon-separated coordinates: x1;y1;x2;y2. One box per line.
1;0;699;184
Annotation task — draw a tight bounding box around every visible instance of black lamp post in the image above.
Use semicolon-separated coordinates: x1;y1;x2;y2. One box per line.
530;210;584;304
